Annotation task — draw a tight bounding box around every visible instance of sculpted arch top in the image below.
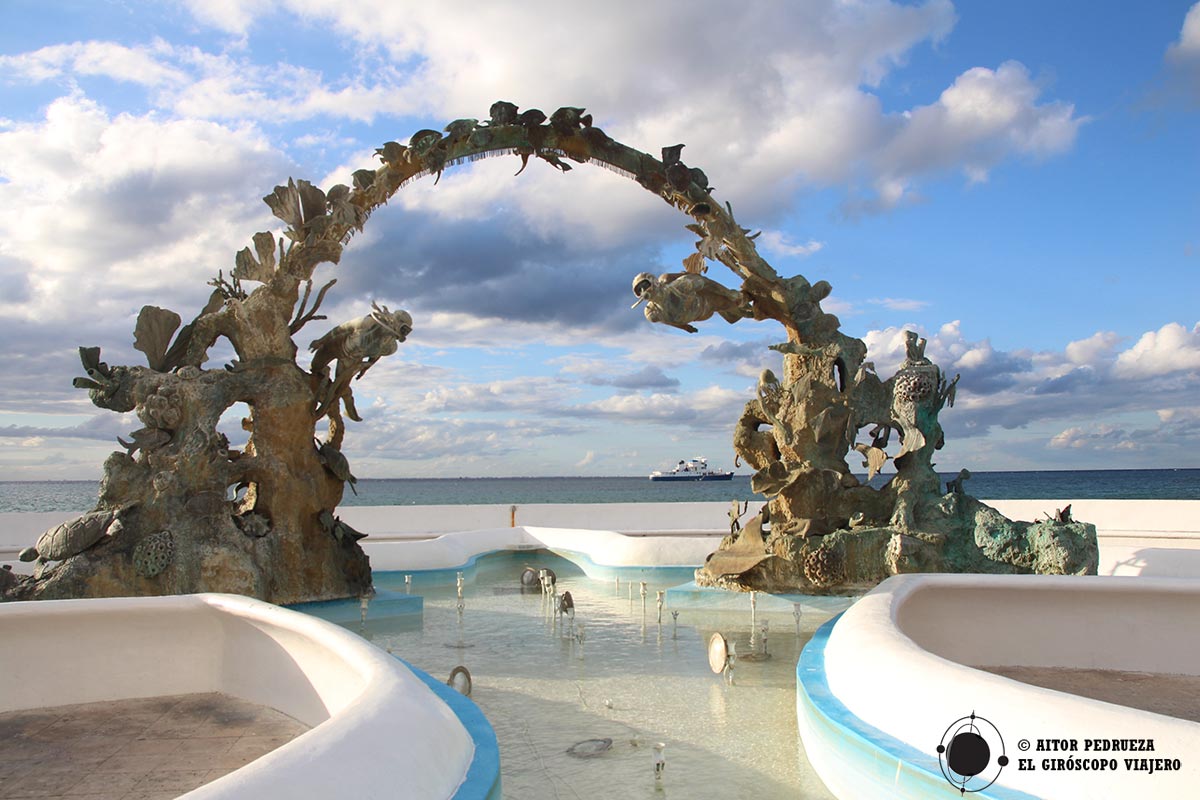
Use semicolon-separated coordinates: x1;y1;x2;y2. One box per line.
1;101;1097;603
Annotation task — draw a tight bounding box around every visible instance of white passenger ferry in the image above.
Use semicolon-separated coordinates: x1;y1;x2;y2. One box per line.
648;457;734;482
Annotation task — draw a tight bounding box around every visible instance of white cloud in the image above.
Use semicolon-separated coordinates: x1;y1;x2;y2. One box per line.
151;0;1077;220
851;318;1200;470
1048;424;1139;452
0;40;186;86
0;95;287;321
1158;3;1200;108
0;1;1085;242
870;61;1084;209
1;37;423;125
1167;3;1200;63
391;155;674;248
1113;322;1200;378
337;413;589;474
758;231;825;258
575;450;595;467
414;376;591;416
867;297;929;312
179;0;277;37
164;54;421;123
1065;330;1120;366
2;2;1169;479
574;385;745;427
1158;407;1200;424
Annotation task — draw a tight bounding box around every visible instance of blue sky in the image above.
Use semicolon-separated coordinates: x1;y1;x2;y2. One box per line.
0;0;1197;479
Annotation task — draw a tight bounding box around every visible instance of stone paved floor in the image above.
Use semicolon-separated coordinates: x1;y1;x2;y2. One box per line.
0;693;309;799
982;666;1200;723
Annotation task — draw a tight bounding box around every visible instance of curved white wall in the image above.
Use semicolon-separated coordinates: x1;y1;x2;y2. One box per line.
896;577;1200;673
7;500;1198;578
361;525;719;573
0;594;474;799
816;574;1200;799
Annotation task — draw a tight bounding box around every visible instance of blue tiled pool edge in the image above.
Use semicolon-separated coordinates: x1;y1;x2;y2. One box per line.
286;588;423;623
400;657;503;800
796;615;1041;800
372;547;699;589
374;549;527;589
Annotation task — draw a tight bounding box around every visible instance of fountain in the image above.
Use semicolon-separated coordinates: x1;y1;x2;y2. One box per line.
346;556;842;796
3;101;1096;606
359;593;371;627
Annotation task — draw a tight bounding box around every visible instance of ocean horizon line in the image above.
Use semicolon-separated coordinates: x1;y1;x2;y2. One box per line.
2;466;1199;485
3;469;1197;512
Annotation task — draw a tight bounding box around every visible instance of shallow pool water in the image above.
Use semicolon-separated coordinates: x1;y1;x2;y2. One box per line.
354;554;847;799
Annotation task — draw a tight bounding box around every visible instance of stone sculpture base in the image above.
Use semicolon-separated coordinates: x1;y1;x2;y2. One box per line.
696;493;1098;595
5;482;371;604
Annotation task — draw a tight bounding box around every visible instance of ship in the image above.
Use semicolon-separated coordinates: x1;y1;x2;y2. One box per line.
648;457;734;482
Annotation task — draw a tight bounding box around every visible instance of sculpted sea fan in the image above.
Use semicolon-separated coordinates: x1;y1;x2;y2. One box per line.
232;231;279;284
265;178;328;240
132;306;182;372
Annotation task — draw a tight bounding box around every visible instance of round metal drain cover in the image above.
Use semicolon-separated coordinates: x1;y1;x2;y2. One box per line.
566;738;613;758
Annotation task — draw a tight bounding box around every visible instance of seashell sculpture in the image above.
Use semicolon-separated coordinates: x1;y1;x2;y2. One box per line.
132;530;174;579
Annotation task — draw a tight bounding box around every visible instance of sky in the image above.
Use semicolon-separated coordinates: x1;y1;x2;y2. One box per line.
0;0;1198;480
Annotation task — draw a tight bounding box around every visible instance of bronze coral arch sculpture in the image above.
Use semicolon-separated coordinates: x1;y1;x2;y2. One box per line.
3;102;1097;603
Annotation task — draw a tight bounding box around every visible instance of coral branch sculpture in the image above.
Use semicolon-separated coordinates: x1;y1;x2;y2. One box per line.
3;101;1096;603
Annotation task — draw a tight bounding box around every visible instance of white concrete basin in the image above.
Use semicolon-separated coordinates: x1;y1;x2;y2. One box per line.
0;593;480;799
800;574;1200;799
360;525;718;574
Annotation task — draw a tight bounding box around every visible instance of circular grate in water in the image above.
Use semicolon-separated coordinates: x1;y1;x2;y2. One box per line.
566;738;613;758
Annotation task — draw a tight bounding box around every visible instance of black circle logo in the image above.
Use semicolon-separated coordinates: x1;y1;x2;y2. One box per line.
936;712;1007;795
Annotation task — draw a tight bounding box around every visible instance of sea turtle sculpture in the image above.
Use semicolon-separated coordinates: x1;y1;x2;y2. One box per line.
316;439;358;495
19;510;120;563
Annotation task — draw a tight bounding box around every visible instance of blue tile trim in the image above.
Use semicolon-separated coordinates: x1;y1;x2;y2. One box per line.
286;588;422;623
398;657;503;800
373;547;699;589
797;615;1042;799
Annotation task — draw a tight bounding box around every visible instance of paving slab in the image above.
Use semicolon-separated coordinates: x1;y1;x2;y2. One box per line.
982;665;1200;723
0;693;308;799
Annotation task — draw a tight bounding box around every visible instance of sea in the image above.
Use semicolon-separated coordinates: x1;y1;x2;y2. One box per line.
0;469;1197;514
